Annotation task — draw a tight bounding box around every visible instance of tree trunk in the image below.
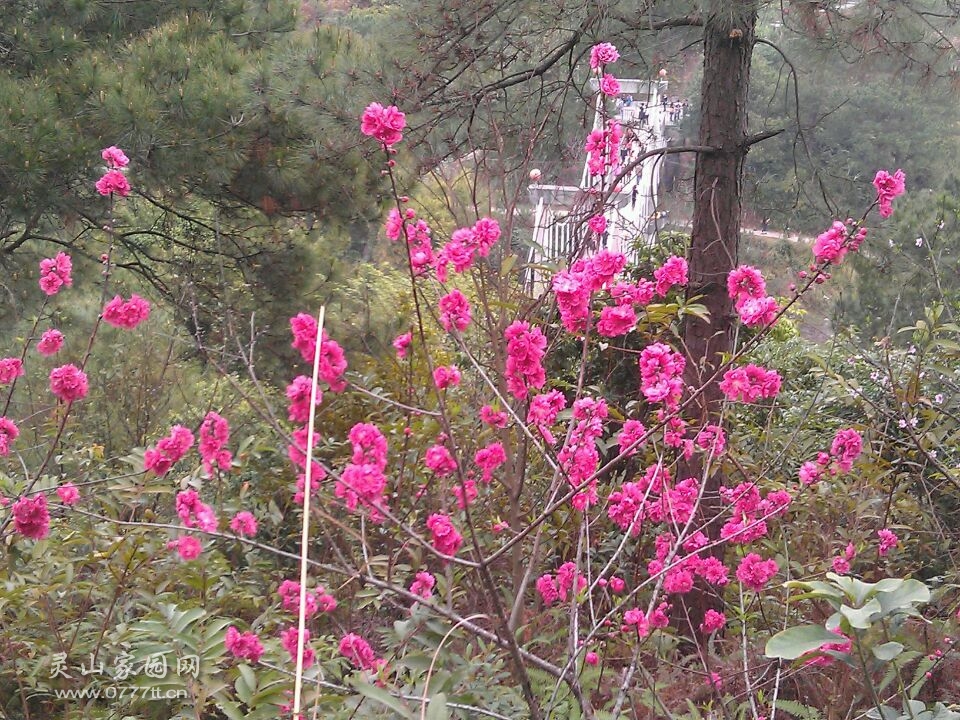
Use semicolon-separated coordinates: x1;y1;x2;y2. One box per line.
679;0;757;644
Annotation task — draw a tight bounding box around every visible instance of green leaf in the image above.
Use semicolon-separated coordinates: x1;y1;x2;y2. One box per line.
350;678;413;719
872;642;905;661
840;598;882;629
235;669;253;706
876;579;930;616
426;692;450;720
765;625;842;660
773;699;823;720
214;698;248;720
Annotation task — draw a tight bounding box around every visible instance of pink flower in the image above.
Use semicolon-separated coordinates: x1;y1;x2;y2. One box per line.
102;294;151;329
410;570;435;599
639;342;685;409
349;423;388;469
719;364;781;403
199;411;232;474
101;145;130;168
622;607;650;637
727;265;766;306
737;296;779;328
167;535;202;560
552;267;591;333
393;332;412;359
695;424;726;456
584;251;626;290
360;102;406;146
700;609;726;634
12;493;49;540
95;169;131;197
831;556;851;574
438;290;472;333
653;255;688;296
39;252;73;295
599;73;621;97
583;121;623;176
617;419;647;456
424;444;457;477
589;42;620;70
877;528;899;556
426;513;463;556
294;464;325;504
813;221;849;264
556;561;587;601
597;304;637;337
664;567;695;594
830;428;862;472
224;626;264;663
49;364;89;402
798;461;821;486
736;553;778;591
587;214;607;235
612;279;655;306
230;511;258;537
471;217;501;257
804;628;852;667
37;329;64;356
584;651;599;666
385;208;408;240
175;489;218;532
282;626;315;667
287;426;320;470
433;365;461;389
285;375;321;423
504;320;547;399
0;357;24;385
526;391;566;444
480;404;509;428
452;479;477;509
339;633;384;672
435;229;476;279
474;442;506;483
873;169;906;218
336;463;388;520
278;580;317;616
536;574;560;605
56;483;80;505
698;557;730;585
145;425;195;476
289;314;348;392
0;417;19;456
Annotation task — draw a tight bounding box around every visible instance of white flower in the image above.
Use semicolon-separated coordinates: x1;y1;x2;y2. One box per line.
935;393;944;404
915;237;923;247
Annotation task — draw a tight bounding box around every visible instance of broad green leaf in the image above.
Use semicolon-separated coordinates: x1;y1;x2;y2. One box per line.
872;642;905;661
840;599;882;628
237;663;257;696
426;692;450;720
876;579;930;616
765;625;841;660
350;678;413;719
214;698;248;720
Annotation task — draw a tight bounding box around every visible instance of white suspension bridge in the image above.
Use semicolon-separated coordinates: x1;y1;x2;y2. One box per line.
526;79;683;280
